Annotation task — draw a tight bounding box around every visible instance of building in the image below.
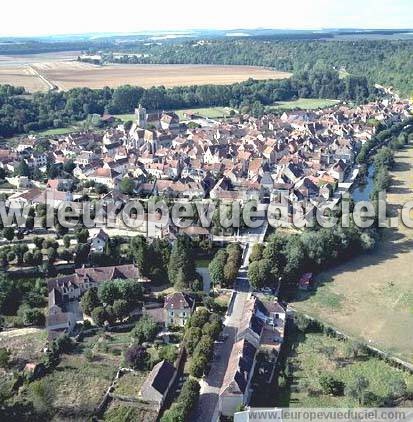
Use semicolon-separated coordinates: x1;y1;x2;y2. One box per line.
89;229;109;253
138;360;177;410
46;264;150;333
219;296;286;417
164;292;194;328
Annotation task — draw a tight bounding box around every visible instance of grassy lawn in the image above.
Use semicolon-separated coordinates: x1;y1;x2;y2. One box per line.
276;329;413;407
268;98;339;111
108;108;237;124
291;143;413;363
42;350;119;418
0;328;47;363
104;401;158;422
114;113;136;122
175;106;236;120
32;126;83;137
113;371;148;397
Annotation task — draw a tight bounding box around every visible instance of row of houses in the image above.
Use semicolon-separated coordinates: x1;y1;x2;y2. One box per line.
219;295;286;416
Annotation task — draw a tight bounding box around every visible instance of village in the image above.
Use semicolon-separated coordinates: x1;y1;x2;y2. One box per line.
0;95;411;421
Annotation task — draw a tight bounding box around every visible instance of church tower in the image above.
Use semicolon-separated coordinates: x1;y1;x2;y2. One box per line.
135;104;147;128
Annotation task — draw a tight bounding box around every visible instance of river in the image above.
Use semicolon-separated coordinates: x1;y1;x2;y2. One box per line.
351;163;375;202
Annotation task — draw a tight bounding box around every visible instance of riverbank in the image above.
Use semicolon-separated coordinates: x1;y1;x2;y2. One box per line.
291;141;413;363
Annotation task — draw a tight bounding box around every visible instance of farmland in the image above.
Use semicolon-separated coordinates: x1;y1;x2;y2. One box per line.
33;62;290;90
0;51;291;92
291;142;413;363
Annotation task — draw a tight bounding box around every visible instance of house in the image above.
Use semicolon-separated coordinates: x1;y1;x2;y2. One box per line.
46;288;77;335
89;229;109;253
298;272;315;290
219;338;258;417
164;292;194;328
139;360;177;410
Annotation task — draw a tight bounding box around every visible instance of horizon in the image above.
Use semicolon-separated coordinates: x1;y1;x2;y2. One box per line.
2;27;413;40
1;0;412;37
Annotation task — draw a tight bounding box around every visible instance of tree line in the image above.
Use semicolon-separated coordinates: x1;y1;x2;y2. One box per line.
105;38;413;96
0;67;374;138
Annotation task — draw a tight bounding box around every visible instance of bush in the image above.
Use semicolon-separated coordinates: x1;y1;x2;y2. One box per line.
124;344;149;370
319;374;345;396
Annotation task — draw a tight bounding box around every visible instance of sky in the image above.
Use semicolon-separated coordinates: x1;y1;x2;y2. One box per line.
1;0;412;37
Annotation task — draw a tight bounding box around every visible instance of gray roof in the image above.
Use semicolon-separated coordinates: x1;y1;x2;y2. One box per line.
139;360;176;404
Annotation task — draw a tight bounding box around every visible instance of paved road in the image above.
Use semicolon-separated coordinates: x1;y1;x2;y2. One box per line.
194;245;252;422
194;289;249;421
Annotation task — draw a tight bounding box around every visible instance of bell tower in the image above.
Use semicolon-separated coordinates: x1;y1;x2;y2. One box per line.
135;104;147;128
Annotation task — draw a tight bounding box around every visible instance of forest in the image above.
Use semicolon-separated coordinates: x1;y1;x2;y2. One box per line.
101;39;413;96
0;69;373;138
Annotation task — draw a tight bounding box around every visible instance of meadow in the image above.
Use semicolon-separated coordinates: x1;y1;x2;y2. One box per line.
275;328;413;407
291;143;413;363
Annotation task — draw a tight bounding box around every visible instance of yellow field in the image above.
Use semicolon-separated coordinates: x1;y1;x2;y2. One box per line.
0;66;49;91
292;143;413;363
32;62;290;90
0;51;291;92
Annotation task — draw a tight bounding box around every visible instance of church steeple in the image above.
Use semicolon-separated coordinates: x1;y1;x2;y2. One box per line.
135;104;147;128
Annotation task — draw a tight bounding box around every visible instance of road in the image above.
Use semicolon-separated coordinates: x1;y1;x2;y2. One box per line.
194;244;252;422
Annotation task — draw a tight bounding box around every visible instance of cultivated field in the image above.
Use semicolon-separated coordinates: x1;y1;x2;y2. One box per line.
31;62;290;90
0;66;50;92
292;143;413;363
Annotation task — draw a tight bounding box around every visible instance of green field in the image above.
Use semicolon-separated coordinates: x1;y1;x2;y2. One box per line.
115;107;236;123
268;98;339;111
292;143;413;363
276;329;413;407
114;113;136;122
33;125;83;137
175;106;236;120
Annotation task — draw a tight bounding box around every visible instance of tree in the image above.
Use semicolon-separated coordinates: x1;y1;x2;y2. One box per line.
124;344;148;370
75;228;89;244
98;281;120;305
116;279;143;307
189;353;208;378
319;374;345;396
32;250;43;266
188;308;210;328
80;288;101;315
113;299;129;320
59;249;73;263
91;306;107;326
20;307;45;326
63;235;71;248
388;378;407;399
2;227;14;242
55;222;68;237
16;160;30;177
168;235;195;287
130;236;148;276
0;348;10;368
132;315;159;344
33;236;44;249
23;251;34;266
158;344;178;364
249;243;265;263
248;259;273;289
345;376;370;405
119;177;135;195
185;326;202;355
